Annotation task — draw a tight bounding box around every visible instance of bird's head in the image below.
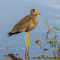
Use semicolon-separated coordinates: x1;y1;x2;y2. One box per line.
30;9;40;16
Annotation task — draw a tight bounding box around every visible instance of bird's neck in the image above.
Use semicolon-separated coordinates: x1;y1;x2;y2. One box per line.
33;16;38;25
30;14;37;16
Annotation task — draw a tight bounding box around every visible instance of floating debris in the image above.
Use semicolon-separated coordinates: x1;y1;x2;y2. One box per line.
16;53;19;55
43;48;48;51
35;39;39;44
4;53;24;60
33;56;41;59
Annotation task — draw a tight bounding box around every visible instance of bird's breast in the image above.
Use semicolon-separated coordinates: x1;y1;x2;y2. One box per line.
27;16;38;31
33;16;38;26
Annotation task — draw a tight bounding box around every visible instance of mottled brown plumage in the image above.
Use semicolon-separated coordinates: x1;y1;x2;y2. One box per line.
8;9;40;36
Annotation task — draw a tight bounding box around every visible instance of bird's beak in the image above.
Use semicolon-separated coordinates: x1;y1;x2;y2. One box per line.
34;11;40;15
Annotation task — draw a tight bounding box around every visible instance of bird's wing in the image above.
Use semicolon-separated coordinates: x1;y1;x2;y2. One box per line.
11;15;32;33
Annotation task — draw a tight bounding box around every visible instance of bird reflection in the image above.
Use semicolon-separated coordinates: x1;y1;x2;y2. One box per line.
25;47;30;60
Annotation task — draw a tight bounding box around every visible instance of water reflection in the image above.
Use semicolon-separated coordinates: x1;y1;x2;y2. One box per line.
4;47;30;60
25;47;30;60
4;46;60;60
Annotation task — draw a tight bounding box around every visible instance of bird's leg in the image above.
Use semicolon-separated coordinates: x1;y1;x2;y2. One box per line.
27;46;30;57
25;47;27;58
25;47;30;60
27;32;30;47
25;32;27;48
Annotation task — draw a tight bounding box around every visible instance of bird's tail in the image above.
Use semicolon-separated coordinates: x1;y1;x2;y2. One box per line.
8;32;14;36
8;31;22;36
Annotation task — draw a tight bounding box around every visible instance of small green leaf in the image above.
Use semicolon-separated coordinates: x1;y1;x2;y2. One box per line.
59;38;60;40
45;17;49;28
42;51;45;55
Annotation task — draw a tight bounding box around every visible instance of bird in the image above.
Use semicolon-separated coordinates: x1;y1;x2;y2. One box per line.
8;9;40;48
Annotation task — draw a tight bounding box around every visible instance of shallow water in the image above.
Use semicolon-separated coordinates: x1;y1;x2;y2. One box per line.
0;0;60;60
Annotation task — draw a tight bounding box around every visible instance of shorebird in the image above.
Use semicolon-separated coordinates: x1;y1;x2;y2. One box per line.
8;9;40;48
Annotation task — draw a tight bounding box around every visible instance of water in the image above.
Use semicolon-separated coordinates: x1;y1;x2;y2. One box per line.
0;0;60;60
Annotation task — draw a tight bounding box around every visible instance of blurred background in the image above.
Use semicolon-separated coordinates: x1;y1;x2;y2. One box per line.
0;0;60;60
